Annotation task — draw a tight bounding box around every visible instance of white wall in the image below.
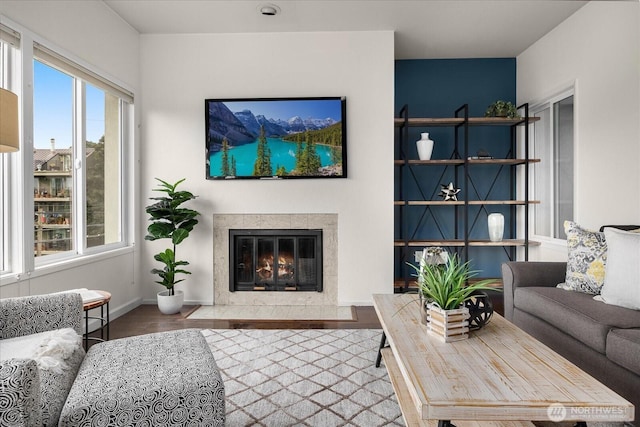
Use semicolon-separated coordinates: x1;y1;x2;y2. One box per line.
139;31;395;305
0;1;139;84
517;1;640;261
0;2;141;318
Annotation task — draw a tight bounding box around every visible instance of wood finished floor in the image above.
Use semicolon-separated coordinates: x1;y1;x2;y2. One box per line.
103;305;382;341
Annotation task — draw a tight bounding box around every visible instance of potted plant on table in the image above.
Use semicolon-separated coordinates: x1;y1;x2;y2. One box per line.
408;251;497;342
145;178;200;314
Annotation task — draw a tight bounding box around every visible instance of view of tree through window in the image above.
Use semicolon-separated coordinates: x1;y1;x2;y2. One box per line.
85;85;121;248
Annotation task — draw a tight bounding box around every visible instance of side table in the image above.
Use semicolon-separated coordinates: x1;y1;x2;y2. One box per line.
82;290;111;350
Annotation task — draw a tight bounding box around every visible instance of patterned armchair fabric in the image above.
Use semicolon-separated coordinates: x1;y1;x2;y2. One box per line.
59;329;226;427
0;359;42;427
0;293;83;339
39;345;85;427
0;293;84;427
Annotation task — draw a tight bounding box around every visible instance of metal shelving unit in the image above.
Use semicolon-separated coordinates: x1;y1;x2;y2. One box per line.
394;104;540;292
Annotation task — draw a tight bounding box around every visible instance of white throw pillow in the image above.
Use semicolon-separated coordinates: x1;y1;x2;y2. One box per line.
0;328;82;373
598;227;640;310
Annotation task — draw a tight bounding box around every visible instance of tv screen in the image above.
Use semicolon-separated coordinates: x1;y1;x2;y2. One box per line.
205;97;346;179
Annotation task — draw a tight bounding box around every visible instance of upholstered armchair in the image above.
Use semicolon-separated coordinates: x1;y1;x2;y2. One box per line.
0;293;85;427
1;293;225;427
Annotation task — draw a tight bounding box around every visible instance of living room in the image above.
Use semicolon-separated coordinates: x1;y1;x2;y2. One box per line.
1;0;636;314
0;1;638;425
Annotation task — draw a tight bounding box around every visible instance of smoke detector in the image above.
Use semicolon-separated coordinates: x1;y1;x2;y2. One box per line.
259;3;280;16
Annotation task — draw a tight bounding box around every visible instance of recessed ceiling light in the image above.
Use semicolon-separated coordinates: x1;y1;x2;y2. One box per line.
258;3;280;16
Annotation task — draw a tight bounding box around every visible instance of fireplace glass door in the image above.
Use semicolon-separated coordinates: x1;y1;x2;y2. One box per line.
230;229;322;292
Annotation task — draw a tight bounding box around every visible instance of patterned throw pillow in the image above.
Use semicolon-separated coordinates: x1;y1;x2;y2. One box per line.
558;221;608;294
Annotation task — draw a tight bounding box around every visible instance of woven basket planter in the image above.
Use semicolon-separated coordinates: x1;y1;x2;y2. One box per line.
426;304;470;342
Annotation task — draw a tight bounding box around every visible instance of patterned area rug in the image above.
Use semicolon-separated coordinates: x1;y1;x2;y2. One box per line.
201;329;404;427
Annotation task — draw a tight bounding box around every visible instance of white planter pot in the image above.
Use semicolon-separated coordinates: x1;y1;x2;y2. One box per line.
157;290;184;315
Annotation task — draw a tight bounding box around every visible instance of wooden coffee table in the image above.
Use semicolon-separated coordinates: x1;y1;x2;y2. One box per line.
373;294;634;427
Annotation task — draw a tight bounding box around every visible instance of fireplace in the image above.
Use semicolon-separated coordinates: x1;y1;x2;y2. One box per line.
230;229;323;292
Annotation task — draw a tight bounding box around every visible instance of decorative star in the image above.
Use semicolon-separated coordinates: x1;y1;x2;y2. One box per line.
440;182;461;201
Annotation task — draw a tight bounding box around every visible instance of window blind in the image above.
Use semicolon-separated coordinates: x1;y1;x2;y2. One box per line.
0;24;20;48
34;42;133;103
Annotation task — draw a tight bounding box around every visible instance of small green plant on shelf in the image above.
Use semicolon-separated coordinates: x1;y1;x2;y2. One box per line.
485;100;520;119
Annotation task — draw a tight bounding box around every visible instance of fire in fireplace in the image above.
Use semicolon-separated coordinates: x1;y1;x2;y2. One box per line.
229;229;323;291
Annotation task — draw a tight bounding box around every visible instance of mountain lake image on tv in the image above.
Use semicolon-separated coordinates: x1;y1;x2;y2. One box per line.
205;97;346;179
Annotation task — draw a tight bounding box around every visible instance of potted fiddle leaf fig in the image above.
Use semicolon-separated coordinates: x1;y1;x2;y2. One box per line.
145;178;200;314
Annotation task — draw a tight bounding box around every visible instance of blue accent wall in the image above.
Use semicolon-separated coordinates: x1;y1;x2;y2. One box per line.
395;58;517;280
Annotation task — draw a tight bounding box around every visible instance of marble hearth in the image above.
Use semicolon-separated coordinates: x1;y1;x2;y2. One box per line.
213;214;338;306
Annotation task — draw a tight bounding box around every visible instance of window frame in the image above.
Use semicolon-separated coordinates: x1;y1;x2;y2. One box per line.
0;18;134;281
1;24;22;276
32;53;130;266
529;87;575;243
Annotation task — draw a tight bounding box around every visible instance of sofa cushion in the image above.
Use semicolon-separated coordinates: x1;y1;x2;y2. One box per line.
598;227;640;310
560;221;608;295
606;329;640;377
514;286;640;354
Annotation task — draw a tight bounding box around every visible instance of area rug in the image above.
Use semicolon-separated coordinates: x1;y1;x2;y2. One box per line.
201;329;403;427
189;305;355;321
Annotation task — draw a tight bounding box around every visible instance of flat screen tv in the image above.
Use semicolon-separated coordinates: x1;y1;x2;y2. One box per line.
205;97;346;179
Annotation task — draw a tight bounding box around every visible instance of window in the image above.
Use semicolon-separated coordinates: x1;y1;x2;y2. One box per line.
33;60;74;256
85;85;122;249
33;44;130;261
0;21;133;278
0;24;20;274
531;91;574;240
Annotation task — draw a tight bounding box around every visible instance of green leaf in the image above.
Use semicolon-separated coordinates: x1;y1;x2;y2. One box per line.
172;228;190;245
407;253;501;310
146;222;175;240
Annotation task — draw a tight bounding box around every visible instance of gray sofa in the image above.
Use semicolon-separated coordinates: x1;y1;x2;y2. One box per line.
502;261;640;423
0;293;225;427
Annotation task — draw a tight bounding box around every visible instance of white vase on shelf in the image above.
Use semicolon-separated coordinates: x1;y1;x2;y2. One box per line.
416;132;434;160
488;213;504;242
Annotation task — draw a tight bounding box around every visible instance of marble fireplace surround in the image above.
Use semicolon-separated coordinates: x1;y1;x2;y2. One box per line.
213;214;338;306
